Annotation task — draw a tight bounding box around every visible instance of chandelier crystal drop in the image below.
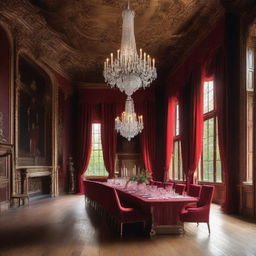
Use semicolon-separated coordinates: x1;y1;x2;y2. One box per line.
115;96;143;141
103;2;157;96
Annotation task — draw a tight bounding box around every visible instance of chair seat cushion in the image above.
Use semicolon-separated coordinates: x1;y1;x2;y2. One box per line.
184;202;198;209
180;206;210;222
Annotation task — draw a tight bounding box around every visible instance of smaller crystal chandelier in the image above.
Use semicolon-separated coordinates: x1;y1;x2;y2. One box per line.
115;96;143;141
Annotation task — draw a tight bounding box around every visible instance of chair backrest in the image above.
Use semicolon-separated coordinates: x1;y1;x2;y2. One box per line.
84;180;96;200
84;181;116;213
197;185;215;207
150;180;164;188
187;184;202;198
163;181;174;189
175;184;186;195
107;186;125;218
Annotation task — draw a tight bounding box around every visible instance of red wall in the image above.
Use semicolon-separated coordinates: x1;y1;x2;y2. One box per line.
0;26;11;143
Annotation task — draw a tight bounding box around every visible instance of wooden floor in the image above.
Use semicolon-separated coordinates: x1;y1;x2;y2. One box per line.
0;195;256;256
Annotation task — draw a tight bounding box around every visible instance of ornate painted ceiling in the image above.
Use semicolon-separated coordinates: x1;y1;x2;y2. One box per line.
0;0;224;84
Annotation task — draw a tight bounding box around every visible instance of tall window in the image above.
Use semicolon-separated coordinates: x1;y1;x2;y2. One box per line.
170;104;183;180
246;47;254;183
86;123;108;177
198;80;222;182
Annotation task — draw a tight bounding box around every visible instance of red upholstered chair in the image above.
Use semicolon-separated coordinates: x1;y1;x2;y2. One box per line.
185;184;202;208
110;187;148;237
163;181;174;189
187;184;202;197
175;184;186;195
150;180;164;188
180;185;215;233
84;181;148;237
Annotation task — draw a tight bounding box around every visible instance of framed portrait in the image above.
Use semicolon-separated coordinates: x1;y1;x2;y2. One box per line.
17;55;52;166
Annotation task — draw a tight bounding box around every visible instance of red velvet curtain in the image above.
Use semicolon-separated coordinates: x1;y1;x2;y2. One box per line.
165;96;177;180
76;104;93;193
213;51;230;212
205;47;236;213
140;101;156;174
180;67;203;185
101;103;117;178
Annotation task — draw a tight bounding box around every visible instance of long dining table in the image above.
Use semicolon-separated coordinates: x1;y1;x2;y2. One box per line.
83;180;198;235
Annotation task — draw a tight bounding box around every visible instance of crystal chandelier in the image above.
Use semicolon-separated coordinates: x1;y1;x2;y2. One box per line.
115;96;143;141
103;1;157;96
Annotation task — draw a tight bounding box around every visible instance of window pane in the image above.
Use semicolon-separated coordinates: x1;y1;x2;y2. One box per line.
202;118;214;182
175;104;180;136
200;116;222;183
203;81;215;114
174;142;178;179
216;126;222;182
86;123;108;177
170;140;183;181
178;141;183;180
216;160;222;182
247;47;254;91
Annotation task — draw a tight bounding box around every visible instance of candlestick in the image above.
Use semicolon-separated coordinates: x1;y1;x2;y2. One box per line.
110;53;113;67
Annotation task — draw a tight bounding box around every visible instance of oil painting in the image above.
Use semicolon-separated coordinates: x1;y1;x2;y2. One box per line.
18;56;52;166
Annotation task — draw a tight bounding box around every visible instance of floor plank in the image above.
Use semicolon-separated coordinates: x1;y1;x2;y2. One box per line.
0;195;256;256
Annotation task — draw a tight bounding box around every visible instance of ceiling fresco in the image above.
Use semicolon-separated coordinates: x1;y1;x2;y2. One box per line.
0;0;224;84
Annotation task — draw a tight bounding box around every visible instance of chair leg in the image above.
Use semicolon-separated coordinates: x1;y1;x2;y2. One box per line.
197;222;199;227
207;222;211;234
120;222;123;238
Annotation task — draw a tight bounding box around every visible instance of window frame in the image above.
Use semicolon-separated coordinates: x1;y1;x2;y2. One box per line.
199;79;222;183
245;46;254;184
170;103;184;181
85;123;108;178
